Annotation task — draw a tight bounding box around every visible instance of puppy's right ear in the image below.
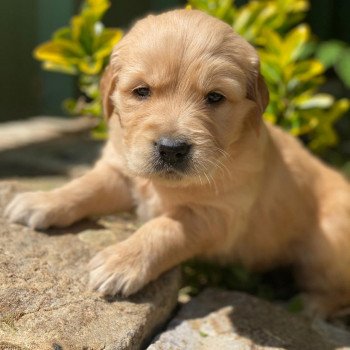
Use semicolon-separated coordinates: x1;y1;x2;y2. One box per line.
100;64;116;119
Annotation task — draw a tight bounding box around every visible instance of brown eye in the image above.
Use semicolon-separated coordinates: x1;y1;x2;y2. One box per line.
206;92;225;104
133;87;151;99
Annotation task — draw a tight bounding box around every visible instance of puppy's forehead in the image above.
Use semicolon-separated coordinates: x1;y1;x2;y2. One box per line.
114;9;258;83
131;10;229;57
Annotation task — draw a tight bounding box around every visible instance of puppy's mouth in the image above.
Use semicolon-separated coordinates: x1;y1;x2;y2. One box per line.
152;159;190;180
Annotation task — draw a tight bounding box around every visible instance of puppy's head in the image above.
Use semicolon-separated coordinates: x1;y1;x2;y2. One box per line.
101;9;269;185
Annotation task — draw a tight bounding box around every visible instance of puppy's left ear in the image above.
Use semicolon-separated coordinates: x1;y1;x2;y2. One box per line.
246;65;269;136
247;71;269;115
100;64;116;119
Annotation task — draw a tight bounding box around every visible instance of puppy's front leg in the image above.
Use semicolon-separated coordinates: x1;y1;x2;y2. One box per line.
89;207;220;296
5;161;133;229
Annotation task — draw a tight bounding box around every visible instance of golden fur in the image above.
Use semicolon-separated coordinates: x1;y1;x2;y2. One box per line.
5;9;350;317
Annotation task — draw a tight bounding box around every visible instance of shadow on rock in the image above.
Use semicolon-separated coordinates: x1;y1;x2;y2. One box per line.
149;288;344;350
44;219;106;236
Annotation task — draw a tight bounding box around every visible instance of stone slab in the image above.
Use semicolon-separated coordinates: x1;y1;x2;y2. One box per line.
0;182;181;350
148;288;348;350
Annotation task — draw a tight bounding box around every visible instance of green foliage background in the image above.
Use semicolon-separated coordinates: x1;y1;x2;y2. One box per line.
34;0;349;151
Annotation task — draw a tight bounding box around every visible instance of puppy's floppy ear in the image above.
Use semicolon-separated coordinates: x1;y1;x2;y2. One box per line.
247;71;269;115
246;65;269;136
100;64;116;119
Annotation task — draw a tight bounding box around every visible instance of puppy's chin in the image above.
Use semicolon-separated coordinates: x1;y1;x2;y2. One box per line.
153;170;187;184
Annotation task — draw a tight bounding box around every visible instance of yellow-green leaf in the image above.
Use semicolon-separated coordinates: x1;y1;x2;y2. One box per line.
292;60;324;81
53;27;72;40
284;24;309;61
33;42;80;66
79;58;103;75
53;38;85;57
71;15;83;42
295;94;334;110
42;61;77;75
93;28;123;54
83;0;110;21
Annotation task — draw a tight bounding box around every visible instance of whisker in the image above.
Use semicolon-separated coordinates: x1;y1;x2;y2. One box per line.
208;172;219;194
202;171;212;187
206;158;228;182
193;162;204;186
216;158;232;180
209;146;232;180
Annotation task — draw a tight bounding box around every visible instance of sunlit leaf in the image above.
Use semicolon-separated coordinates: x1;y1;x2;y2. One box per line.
78;58;104;75
42;61;78;75
284;25;309;61
33;42;80;66
260;30;282;55
93;28;123;55
83;0;110;21
71;15;83;42
335;48;350;88
295;94;334;110
292;60;324;81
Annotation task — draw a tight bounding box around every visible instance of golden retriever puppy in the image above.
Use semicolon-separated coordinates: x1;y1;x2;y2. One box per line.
5;9;350;317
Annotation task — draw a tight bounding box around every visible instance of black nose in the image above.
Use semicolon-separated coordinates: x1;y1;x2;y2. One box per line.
155;138;191;166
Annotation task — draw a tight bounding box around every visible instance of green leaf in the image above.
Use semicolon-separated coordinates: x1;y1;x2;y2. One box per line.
335;48;350;88
78;14;97;54
71;15;83;42
33;42;80;66
287;296;304;313
53;27;72;41
93;28;123;57
78;57;104;75
233;2;263;41
309;99;350;151
83;0;110;21
316;40;346;68
63;98;79;115
292;60;324;81
189;0;234;22
53;38;86;57
260;60;282;84
42;62;78;75
284;25;309;61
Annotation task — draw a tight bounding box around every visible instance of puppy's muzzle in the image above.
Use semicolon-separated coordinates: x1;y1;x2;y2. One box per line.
154;137;192;172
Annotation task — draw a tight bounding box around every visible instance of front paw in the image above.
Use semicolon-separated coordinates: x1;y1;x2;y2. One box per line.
89;242;151;297
4;191;75;230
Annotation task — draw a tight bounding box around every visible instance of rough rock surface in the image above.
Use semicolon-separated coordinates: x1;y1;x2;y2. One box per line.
148;288;348;350
0;182;181;350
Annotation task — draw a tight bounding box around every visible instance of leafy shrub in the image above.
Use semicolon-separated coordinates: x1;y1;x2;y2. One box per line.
34;0;122;138
34;0;349;151
188;0;349;151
